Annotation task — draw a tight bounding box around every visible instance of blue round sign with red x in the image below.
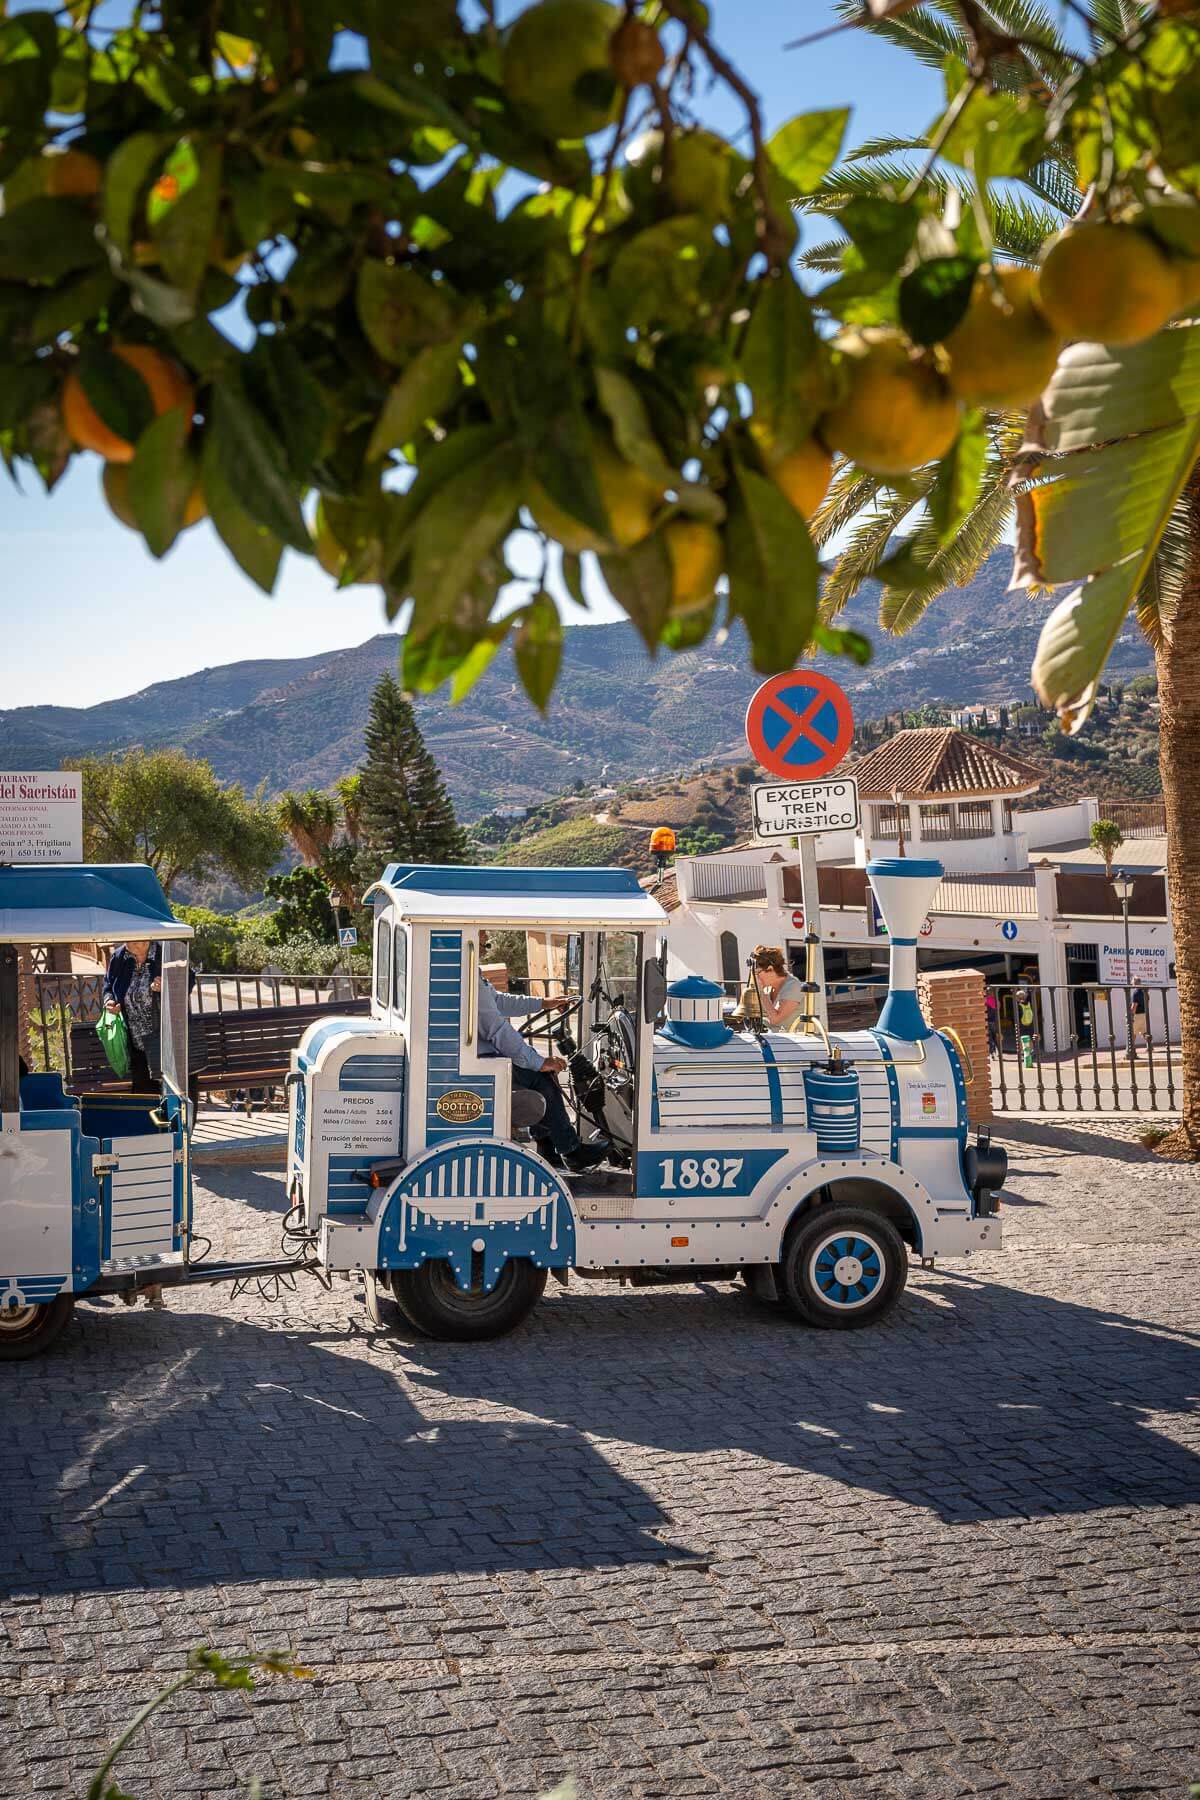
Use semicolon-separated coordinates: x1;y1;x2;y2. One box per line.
745;670;855;782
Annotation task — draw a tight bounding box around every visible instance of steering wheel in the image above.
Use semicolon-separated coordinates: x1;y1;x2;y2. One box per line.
518;994;581;1047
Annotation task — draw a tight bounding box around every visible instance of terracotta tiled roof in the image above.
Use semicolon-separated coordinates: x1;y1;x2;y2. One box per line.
847;728;1044;799
640;869;680;912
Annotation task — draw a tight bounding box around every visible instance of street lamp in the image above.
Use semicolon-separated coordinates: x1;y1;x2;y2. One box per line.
1111;868;1137;1062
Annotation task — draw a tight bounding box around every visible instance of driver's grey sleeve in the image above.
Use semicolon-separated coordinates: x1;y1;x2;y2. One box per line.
477;979;545;1071
490;990;545;1018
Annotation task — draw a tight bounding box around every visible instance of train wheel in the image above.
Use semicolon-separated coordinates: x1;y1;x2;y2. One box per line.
390;1259;547;1342
0;1294;75;1360
780;1208;907;1330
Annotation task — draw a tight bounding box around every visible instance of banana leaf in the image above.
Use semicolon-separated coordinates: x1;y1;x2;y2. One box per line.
1013;324;1200;731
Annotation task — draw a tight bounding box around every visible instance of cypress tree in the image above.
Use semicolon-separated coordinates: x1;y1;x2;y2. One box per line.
359;673;470;865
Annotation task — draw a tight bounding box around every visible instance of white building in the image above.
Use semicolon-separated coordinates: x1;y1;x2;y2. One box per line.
651;728;1174;1053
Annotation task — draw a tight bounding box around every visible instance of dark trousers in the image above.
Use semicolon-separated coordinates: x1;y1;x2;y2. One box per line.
512;1066;580;1155
128;1040;154;1091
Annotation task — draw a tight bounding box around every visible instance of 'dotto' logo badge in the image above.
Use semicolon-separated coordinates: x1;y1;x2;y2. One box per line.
435;1088;486;1125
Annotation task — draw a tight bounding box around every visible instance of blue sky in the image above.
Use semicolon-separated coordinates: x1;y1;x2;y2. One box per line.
0;4;946;709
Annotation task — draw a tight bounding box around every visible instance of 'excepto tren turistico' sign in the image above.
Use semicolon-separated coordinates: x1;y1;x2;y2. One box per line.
751;777;860;843
0;771;83;864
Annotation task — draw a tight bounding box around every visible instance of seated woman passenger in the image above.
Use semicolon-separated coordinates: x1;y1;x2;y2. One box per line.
749;945;807;1033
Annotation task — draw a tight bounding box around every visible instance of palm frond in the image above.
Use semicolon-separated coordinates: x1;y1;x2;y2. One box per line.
801;157;950;212
879;482;1015;632
1089;0;1154;41
833;1;968;72
797;240;847;273
811;465;891;549
1023;155;1081;216
820;487;928;616
844;135;931;164
1137;492;1191;649
986;191;1067;259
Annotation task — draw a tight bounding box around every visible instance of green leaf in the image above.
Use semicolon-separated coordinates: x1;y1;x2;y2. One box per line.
1017;328;1200;727
512;591;563;712
599;533;673;652
149;138;223;294
102;131;166;253
560;550;587;608
873;538;933;594
594;366;676;488
898;255;977;346
740;271;830;456
478;321;609;543
408;443;521;622
355;260;458;363
0;197;103;281
811;621;872;666
608;216;716;331
382;422;507;578
928;411;985;544
661;596;718;650
838;196;920;274
201;430;283;594
0;360;56;431
76;345;156;446
209;374;311;552
244;337;327;485
450;622;511;704
767;109;850;193
936;62;1046;181
725;463;818;671
31;267;117;344
367;338;463;462
128;408;195;558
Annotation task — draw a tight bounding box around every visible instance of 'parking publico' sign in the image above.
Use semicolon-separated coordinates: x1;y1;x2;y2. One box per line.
752;777;860;842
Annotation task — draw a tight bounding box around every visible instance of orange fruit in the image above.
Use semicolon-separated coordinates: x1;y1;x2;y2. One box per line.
942;266;1062;408
1038;223;1183;347
768;437;833;522
664;519;722;614
62;345;194;463
102;461;205;530
819;328;960;477
609;16;664;86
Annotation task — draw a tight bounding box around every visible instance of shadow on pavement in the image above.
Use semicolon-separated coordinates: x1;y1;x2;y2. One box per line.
7;1263;1200;1599
996;1118;1176;1163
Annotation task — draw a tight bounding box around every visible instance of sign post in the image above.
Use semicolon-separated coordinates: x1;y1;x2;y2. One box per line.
0;772;82;865
744;673;856;1035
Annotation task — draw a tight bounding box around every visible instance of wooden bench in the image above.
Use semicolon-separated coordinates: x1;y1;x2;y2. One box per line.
68;998;370;1104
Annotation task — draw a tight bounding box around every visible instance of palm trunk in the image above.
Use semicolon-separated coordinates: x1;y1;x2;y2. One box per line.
1155;478;1200;1157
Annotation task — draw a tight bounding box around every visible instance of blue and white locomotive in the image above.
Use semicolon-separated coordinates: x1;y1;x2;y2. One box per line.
287;856;1005;1340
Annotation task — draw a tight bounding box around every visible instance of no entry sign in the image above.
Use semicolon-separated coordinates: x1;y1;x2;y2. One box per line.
745;671;854;781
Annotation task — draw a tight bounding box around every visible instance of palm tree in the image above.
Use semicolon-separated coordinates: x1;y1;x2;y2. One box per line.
277;789;339;868
1090;819;1125;880
806;0;1200;1155
335;774;364;848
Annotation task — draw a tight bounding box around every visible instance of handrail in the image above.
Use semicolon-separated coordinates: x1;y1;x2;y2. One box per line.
939;1024;974;1084
465;939;477;1046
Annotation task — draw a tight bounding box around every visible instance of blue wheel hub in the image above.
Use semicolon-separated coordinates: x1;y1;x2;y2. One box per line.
809;1232;885;1309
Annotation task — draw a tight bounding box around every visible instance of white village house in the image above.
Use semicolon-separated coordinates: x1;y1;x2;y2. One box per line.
651;728;1175;1054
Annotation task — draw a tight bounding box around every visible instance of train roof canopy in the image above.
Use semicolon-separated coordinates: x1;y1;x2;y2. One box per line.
0;864;191;945
368;864;669;929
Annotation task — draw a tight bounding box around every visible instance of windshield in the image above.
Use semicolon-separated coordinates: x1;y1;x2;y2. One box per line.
158;939;190;1100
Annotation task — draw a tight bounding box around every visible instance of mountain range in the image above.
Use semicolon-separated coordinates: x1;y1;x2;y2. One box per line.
0;550;1154;820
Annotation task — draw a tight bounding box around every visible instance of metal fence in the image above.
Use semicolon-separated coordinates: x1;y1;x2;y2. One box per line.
988;980;1179;1114
20;970;373;1078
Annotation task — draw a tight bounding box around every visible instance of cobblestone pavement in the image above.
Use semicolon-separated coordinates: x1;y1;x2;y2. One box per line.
4;1119;1200;1797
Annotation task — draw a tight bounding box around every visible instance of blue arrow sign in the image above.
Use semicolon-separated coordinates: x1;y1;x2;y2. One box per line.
1001;919;1018;941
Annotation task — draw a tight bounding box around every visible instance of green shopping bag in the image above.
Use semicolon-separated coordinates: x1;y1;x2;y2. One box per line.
96;1007;131;1078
